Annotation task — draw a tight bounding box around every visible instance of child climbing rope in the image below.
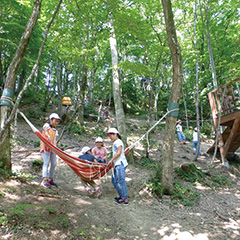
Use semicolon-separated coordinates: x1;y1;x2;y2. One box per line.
106;128;128;205
92;137;107;163
78;146;102;198
176;120;187;145
40;113;61;188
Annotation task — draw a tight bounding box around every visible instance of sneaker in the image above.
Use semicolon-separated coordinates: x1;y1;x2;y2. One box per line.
85;187;95;197
114;196;121;202
95;187;102;199
48;180;58;187
115;197;129;205
41;181;51;189
183;142;187;145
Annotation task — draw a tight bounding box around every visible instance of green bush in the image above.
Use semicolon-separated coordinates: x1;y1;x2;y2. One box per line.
138;158;156;169
25;108;41;119
11;171;34;182
175;164;205;183
146;163;201;206
172;182;200;207
34;141;40;148
69;123;88;134
146;163;163;197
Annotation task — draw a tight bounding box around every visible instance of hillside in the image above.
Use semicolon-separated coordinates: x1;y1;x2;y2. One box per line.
0;116;240;240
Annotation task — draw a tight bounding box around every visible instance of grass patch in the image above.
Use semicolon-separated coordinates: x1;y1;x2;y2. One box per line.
146;163;232;207
175;163;205;183
11;170;35;182
171;182;200;207
32;159;43;172
9;204;36;216
137;158;156;169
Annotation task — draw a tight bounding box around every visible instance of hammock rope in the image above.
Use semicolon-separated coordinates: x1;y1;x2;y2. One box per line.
124;108;179;154
19;108;178;180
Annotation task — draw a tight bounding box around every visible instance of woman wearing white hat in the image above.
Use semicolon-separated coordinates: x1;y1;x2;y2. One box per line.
92;137;107;163
106;128;128;204
40;113;61;188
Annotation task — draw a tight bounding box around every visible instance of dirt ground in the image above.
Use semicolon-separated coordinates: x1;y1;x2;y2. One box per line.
0;117;240;240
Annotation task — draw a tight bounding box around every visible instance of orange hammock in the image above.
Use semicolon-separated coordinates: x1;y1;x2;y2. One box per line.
19;112;115;181
19;107;175;180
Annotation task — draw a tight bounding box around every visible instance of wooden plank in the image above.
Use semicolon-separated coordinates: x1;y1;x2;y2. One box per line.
223;118;240;157
208;92;218;128
220;110;240;125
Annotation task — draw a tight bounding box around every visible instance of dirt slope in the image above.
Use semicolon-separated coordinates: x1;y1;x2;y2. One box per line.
0;118;240;240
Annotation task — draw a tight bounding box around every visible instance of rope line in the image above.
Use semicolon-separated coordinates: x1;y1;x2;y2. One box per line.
127;108;179;151
0;96;14;106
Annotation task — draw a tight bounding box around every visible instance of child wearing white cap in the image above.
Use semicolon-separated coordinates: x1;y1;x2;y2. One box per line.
92;137;107;163
40;113;61;188
106;128;128;204
193;127;201;155
176;120;187;145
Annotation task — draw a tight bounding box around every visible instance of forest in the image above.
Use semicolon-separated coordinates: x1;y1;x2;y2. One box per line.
0;0;240;239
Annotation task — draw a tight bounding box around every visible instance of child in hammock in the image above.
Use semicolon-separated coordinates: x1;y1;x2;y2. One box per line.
78;146;102;198
92;137;107;163
40;113;61;188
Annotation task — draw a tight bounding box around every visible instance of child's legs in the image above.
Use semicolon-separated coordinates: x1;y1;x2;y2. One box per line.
88;180;97;189
181;133;186;141
112;171;120;196
177;132;182;141
112;164;128;199
41;151;50;178
48;152;57;179
193;141;201;154
81;179;96;189
193;141;198;153
80;179;88;188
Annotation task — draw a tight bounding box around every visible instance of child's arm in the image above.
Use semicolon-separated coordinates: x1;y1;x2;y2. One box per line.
108;145;122;165
43;125;51;141
102;148;107;160
92;148;98;158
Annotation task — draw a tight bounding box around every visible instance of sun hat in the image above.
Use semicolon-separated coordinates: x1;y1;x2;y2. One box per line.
49;113;61;120
95;137;103;143
194;127;198;131
106;128;119;134
81;146;91;154
177;119;182;123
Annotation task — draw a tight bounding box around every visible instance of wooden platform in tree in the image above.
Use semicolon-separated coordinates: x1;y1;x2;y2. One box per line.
207;78;240;163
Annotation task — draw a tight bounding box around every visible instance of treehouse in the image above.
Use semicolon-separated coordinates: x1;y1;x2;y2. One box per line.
207;78;240;165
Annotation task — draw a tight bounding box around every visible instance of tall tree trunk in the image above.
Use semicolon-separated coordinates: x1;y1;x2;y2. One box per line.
182;86;189;133
56;56;63;116
200;1;217;88
161;0;183;193
89;67;96;104
193;1;201;160
16;69;25;94
0;0;42;170
77;64;88;125
109;19;127;143
0;50;3;86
